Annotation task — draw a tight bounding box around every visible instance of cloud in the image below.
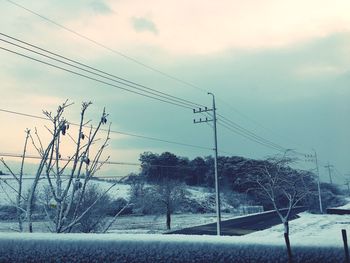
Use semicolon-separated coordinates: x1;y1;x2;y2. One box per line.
3;0;350;56
131;17;158;35
89;1;113;14
1;1;349;176
51;0;113;16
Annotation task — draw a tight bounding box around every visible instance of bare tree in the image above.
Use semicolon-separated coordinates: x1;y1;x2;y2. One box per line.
28;101;114;233
247;153;312;235
0;129;30;232
152;179;187;230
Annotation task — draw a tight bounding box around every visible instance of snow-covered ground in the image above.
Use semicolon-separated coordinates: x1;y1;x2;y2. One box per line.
0;219;348;263
1;176;349;247
0;209;348;247
241;212;350;246
108;211;350;246
335;197;350;209
0;213;236;233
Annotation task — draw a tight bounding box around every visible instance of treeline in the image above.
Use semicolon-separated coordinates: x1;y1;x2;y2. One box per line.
138;151;255;188
133;151;344;210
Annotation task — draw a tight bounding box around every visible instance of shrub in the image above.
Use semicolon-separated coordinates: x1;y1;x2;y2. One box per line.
0;205;17;220
69;184;113;233
106;198;132;216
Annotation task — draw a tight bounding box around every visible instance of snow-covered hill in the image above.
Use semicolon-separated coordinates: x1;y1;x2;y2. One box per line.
0;177;131;205
0;177;237;212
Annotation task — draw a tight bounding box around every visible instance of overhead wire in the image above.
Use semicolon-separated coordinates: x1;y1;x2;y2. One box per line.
0;45;195;110
0;108;212;151
216;97;311;153
218;121;286;152
3;0;208;93
0;152;210;169
217;114;288;151
0;44;307;158
0;32;205;109
2;0;312;159
199;110;289;153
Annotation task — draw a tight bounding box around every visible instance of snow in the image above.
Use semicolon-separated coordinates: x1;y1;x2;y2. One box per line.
335;197;350;209
241;212;350;246
0;231;345;262
0;198;349;262
95;180;130;200
1;177;350;251
0;177;131;205
0;214;347;246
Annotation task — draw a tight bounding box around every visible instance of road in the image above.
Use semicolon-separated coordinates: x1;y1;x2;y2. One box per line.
167;206;307;236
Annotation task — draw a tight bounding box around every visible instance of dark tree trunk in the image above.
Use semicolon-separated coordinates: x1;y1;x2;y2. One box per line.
283;220;289;235
284;232;293;263
166;210;171;230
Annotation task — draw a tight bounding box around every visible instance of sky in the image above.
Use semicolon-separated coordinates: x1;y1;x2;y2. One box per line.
0;0;349;184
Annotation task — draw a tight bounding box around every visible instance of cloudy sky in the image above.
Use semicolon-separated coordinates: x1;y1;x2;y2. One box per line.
0;0;349;183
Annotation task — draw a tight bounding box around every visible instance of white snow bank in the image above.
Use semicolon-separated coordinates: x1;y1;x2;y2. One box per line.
0;232;345;263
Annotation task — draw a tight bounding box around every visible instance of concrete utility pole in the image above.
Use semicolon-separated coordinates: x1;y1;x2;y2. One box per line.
314;151;323;213
345;174;350;196
305;150;323;213
193;92;221;236
324;162;334;185
345;180;350;196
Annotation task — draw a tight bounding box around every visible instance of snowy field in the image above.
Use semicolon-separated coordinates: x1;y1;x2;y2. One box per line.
0;213;236;233
0;208;349;245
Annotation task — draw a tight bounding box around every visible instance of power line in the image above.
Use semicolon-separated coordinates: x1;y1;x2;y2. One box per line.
0;152;207;169
0;34;236;154
0;152;140;166
217;114;288;152
0;45;195;110
3;0;311;160
333;167;346;180
3;0;207;94
196;110;296;154
0;108;212;151
0;33;205;109
217;120;286;152
216;97;310;152
0;44;307;157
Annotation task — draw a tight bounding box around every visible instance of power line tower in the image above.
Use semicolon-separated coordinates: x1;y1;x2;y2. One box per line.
305;150;323;213
193;92;221;236
324;162;334;185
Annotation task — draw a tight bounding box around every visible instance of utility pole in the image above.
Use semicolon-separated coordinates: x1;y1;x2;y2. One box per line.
324;162;334;185
193;92;221;236
345;180;350;196
305;150;323;213
345;174;350;196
